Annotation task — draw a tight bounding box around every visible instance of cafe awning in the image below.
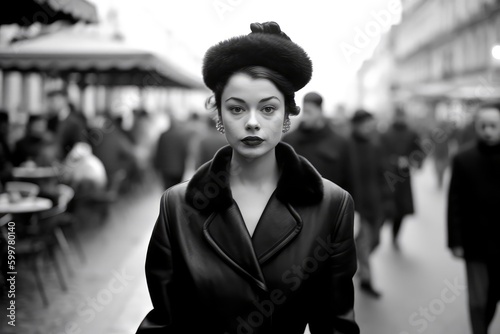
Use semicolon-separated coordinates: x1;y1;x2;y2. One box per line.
0;26;204;88
0;0;98;26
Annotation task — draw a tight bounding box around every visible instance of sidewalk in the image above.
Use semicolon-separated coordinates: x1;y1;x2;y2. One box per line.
0;174;163;334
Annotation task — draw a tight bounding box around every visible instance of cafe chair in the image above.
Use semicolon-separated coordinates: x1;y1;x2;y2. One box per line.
36;184;80;276
13;184;79;305
48;184;86;264
14;214;68;306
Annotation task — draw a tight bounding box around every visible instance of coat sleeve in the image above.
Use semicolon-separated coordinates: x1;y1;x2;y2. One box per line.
136;191;177;333
308;192;360;334
447;156;463;249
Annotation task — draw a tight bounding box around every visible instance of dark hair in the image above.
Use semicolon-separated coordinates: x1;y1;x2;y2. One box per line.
27;114;45;125
303;92;323;108
351;109;374;124
205;66;300;117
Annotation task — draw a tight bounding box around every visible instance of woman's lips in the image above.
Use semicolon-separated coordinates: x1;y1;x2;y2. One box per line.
241;136;264;146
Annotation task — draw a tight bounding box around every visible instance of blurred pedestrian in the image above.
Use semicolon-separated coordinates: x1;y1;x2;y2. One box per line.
126;109;155;187
91;114;137;191
153;116;190;190
380;107;424;250
350;109;389;299
430;119;456;189
137;21;359;334
46;89;88;160
190;115;228;170
447;101;500;334
456;111;477;149
282;92;355;196
331;103;351;138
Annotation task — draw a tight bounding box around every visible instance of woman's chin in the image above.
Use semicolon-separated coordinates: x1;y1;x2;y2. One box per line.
233;144;274;160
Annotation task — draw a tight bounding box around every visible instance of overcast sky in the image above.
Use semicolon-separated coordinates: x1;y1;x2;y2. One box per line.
88;0;402;113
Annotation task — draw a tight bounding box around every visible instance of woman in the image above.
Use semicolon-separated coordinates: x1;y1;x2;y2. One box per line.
137;22;359;334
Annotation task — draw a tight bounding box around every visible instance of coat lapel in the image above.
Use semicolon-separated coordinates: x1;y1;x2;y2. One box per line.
188;142;324;291
252;194;302;264
203;203;268;291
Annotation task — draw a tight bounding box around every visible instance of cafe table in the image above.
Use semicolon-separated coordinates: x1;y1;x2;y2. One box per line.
0;193;53;215
12;166;60;182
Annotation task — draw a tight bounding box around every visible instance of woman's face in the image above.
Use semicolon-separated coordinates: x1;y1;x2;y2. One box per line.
220;73;286;160
475;108;500;145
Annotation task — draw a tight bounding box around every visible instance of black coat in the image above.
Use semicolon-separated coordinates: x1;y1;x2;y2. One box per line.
447;141;500;261
137;142;359;334
349;134;390;222
153;124;189;178
380;123;422;217
282;124;355;197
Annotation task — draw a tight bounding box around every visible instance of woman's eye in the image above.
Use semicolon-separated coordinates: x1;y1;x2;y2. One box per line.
262;106;275;113
229;106;244;113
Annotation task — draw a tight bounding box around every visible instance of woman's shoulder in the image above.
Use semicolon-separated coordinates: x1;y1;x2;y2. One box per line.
320;178;354;209
160;181;190;204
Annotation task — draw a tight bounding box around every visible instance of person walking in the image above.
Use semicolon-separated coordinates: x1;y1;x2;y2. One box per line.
349;109;389;299
282;92;355;196
447;102;500;334
153;116;190;190
380;107;423;250
137;21;359;334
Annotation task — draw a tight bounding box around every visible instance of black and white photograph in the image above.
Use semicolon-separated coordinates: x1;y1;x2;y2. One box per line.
0;0;499;333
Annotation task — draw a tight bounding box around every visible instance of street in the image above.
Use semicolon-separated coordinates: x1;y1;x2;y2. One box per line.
2;159;499;334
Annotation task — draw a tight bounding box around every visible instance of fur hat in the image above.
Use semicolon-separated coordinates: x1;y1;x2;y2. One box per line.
202;22;312;92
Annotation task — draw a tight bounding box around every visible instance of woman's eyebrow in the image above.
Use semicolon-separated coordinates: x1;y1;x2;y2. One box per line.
225;97;246;103
224;96;281;103
259;96;281;103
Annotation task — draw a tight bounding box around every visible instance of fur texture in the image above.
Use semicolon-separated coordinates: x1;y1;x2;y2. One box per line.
202;33;312;92
185;142;324;213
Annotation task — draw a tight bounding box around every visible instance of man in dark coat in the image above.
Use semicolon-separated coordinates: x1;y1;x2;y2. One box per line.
91;115;137;184
447;102;500;334
282;92;355;196
46;89;88;160
349;110;390;299
153;117;190;190
380;107;424;250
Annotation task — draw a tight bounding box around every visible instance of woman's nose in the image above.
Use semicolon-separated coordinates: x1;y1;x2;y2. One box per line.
245;111;261;131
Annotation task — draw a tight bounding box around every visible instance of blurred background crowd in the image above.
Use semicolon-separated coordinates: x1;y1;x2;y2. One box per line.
0;0;499;333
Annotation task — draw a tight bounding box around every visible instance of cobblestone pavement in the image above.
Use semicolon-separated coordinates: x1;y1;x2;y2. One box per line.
2;161;499;334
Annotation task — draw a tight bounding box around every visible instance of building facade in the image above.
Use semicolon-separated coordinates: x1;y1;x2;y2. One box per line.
358;0;500;126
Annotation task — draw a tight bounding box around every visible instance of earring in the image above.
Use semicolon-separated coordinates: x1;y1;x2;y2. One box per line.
216;119;225;134
282;118;291;133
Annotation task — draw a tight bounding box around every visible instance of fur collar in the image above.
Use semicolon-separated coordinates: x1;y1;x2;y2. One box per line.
186;142;324;213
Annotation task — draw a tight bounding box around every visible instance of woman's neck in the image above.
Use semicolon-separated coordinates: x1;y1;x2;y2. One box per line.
230;148;280;190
